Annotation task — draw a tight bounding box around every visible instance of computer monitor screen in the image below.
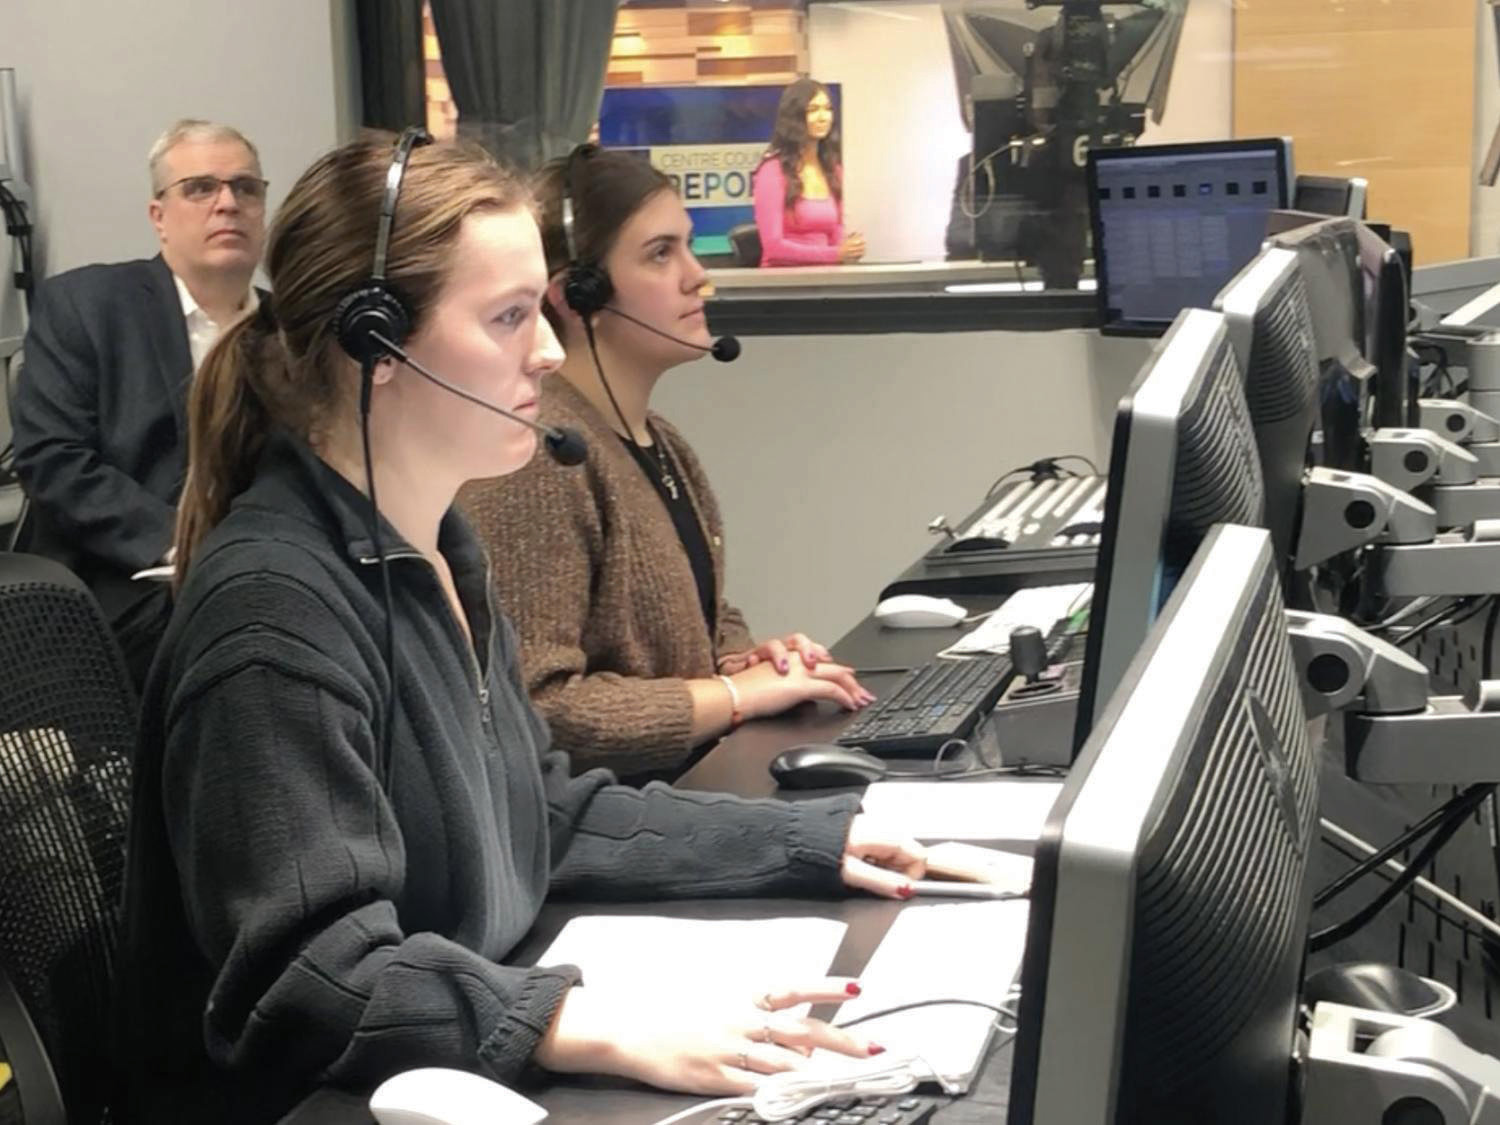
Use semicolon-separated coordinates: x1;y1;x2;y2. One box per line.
1073;307;1266;747
1088;138;1292;336
1265;215;1370;472
1009;523;1317;1125
1212;245;1320;577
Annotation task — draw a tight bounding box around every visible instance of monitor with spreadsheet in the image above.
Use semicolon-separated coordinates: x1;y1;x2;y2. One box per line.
1072;307;1266;748
1010;523;1317;1125
1088;138;1292;336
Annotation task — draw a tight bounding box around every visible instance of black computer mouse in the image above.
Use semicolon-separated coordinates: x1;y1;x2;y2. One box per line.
1302;962;1449;1017
769;744;890;790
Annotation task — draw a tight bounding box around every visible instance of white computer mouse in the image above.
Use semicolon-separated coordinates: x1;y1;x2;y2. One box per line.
874;594;969;629
369;1068;548;1125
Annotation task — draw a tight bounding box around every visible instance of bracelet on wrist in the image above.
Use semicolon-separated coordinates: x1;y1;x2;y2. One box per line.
717;674;743;729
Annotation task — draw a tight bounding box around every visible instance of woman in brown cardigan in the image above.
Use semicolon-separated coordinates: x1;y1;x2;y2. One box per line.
460;147;872;778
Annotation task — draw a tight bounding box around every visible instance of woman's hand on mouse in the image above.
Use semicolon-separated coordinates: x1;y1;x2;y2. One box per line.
841;815;927;898
534;978;882;1095
733;658;875;720
718;633;832;676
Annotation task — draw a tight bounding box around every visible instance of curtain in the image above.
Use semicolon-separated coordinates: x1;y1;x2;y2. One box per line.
354;0;426;133
429;0;621;171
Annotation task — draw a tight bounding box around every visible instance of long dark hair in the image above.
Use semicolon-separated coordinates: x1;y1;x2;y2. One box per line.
174;137;529;582
764;77;842;210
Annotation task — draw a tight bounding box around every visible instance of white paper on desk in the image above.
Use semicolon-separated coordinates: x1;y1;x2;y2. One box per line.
537;916;847;1012
859;779;1063;842
811;900;1029;1091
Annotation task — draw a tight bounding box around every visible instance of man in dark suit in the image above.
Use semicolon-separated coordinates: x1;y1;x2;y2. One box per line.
12;119;267;689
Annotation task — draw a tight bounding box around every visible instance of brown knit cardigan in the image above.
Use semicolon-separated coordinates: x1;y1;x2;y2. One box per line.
459;376;756;775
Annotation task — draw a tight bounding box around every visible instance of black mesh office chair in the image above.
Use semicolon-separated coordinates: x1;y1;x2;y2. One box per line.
0;553;136;1124
2;350;30;552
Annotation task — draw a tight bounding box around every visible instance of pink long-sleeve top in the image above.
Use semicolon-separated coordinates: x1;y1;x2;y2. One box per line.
751;158;844;267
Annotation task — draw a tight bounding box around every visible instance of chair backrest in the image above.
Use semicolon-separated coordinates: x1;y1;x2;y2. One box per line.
728;223;762;267
3;350;30;551
0;552;135;1124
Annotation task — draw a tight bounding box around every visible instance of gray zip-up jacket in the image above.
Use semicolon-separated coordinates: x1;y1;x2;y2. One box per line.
117;431;860;1123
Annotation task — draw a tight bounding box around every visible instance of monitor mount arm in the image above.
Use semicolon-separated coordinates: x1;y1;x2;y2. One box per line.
1293;466;1437;571
1285;608;1500;784
1303;1002;1500;1124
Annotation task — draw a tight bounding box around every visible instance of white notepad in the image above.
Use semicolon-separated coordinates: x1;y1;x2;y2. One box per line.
859;778;1064;842
537;915;848;1012
812;900;1030;1091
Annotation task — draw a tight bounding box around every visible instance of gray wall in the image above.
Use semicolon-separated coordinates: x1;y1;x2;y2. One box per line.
0;0;357;277
654;328;1152;646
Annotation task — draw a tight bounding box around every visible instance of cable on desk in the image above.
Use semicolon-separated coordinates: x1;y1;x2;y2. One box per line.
644;1055;956;1125
983;454;1098;499
834;998;1017;1032
883;738;1065;782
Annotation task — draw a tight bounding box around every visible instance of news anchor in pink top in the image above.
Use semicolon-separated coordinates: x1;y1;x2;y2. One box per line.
752;78;865;267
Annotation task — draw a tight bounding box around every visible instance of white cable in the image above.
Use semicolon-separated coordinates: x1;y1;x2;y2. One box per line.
1320;817;1500;943
1373;596;1437;630
752;1054;940;1119
645;1096;749;1125
643;1057;939;1125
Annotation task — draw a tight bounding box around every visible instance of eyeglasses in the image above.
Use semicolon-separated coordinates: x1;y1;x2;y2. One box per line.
157;175;269;207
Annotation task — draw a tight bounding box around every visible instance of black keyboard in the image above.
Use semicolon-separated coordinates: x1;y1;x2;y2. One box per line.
836;653;1013;755
713;1093;938;1124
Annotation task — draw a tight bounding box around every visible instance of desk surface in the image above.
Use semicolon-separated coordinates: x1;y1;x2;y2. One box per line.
279;572;1500;1123
282;608;1013;1125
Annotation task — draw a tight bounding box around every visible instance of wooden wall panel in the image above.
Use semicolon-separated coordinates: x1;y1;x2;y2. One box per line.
609;3;808;88
1233;0;1475;262
422;2;812;139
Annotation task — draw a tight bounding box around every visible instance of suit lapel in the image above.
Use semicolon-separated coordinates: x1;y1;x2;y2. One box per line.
141;254;193;434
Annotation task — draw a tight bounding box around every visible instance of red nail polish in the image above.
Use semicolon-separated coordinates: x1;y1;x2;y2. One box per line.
897;885;915;899
868;1043;887;1056
845;981;862;997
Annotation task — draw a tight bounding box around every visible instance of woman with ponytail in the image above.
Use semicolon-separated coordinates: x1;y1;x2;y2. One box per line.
116;136;923;1123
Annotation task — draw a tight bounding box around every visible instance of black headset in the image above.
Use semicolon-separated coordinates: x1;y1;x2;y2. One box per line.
333;126;433;794
334;126;434;369
559;143;615;318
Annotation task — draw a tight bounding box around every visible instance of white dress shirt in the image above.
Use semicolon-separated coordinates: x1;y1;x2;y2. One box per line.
173;273;259;372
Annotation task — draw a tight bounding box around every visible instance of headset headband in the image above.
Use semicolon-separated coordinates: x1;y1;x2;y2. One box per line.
373;127;433;282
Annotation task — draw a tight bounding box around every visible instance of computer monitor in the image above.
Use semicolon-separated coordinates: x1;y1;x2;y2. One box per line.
1009;523;1318;1125
1212;245;1320;576
1088;138;1292;336
1356;223;1412;429
1293;173;1368;220
1264;215;1370;472
1073;307;1266;746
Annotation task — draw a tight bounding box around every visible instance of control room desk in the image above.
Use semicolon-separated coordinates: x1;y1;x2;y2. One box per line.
281;601;1018;1125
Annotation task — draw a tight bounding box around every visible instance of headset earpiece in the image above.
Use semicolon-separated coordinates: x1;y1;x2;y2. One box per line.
562;262;613;318
334;283;414;367
560;144;614;319
334;127;432;369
